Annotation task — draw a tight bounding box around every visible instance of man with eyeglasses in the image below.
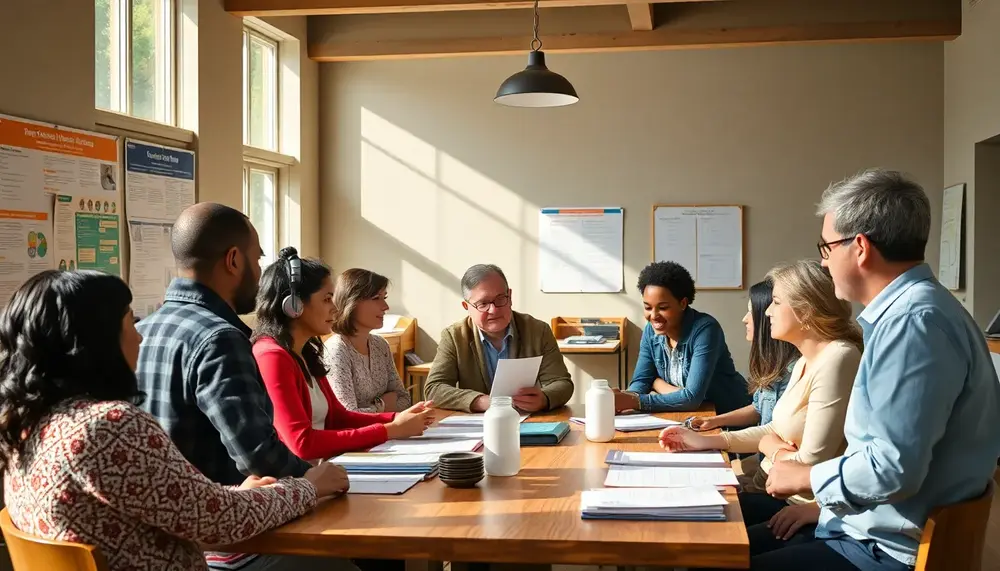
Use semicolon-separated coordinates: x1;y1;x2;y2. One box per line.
424;264;574;412
757;169;1000;571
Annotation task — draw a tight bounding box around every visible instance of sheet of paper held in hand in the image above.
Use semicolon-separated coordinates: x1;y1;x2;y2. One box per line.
489;355;543;397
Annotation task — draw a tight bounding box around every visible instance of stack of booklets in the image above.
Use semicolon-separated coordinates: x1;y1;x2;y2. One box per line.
331;452;440;495
580;486;728;521
602;450;738;488
569;413;680;432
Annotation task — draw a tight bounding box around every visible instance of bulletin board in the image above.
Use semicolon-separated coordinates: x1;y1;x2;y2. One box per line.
651;204;744;290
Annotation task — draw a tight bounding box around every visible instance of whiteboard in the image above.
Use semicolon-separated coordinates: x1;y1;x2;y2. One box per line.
539;207;624;293
652;205;743;289
938;183;964;290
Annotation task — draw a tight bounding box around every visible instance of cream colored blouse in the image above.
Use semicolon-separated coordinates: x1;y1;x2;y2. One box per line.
722;339;861;499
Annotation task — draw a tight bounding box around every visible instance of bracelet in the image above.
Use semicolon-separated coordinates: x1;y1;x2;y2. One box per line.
374;396;385;413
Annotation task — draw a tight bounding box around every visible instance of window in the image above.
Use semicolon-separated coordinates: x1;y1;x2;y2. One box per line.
243;163;278;266
95;0;175;124
243;27;279;151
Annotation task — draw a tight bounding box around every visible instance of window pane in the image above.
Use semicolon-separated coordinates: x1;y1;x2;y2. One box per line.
95;0;116;111
131;0;170;123
248;35;276;150
248;169;276;265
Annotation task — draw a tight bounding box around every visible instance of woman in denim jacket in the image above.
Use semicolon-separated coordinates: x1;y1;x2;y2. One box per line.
688;278;800;431
614;261;751;415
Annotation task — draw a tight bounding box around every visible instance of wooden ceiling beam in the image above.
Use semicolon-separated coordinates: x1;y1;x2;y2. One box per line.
626;3;655;30
225;0;723;16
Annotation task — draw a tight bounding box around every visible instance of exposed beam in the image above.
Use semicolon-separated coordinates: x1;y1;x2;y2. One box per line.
626;3;655;30
226;0;723;16
309;19;960;61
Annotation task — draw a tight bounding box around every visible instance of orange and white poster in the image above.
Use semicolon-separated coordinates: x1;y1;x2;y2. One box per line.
0;114;120;304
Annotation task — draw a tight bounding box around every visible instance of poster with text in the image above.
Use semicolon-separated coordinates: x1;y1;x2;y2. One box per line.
0;114;119;304
54;194;121;276
128;220;174;318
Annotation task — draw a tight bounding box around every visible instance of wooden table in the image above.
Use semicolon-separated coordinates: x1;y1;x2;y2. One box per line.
224;404;749;569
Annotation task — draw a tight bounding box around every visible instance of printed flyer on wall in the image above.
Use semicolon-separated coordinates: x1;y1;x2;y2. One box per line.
125;138;195;316
0;114;119;304
54;194;121;276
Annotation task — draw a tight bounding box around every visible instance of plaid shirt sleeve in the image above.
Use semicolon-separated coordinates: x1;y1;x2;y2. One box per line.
192;329;312;479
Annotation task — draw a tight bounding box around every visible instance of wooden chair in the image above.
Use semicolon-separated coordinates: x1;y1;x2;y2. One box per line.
0;508;107;571
915;478;996;571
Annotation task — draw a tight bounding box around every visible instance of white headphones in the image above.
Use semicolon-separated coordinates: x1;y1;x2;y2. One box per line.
281;253;304;319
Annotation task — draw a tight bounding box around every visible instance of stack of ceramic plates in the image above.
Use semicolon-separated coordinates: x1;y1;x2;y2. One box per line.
438;452;484;488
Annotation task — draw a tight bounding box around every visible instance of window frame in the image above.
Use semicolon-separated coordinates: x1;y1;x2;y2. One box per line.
242;25;280;152
242;160;280;267
96;0;177;126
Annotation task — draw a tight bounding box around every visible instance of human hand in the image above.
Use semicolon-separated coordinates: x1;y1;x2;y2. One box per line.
304;462;350;497
612;389;640;413
760;433;797;462
471;394;491;413
385;401;436;438
687;416;718;431
768;503;820;540
513;387;547;412
764;460;813;500
239;475;277;490
380;391;398;412
658;426;711;452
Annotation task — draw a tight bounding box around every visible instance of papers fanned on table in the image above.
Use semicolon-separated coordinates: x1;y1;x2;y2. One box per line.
605;450;729;468
604;465;739;488
438;413;529;427
580;486;728;521
569;414;680;432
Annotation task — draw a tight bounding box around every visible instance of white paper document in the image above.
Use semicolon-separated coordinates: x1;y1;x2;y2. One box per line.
569;414;680;432
369;438;482;455
438;413;529;427
411;426;484;440
604;465;739;488
605;450;729;468
332;453;441;466
580;486;728;521
489;356;543;398
347;473;425;495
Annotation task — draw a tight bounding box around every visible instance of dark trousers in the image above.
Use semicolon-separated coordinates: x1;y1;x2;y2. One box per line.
738;492;817;557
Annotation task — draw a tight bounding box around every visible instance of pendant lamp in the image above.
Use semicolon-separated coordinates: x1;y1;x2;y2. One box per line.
494;0;578;107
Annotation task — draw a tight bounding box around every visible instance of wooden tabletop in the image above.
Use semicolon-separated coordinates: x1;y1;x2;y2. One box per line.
223;404;749;569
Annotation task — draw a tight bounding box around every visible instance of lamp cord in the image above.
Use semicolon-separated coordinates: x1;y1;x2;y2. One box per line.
531;0;542;51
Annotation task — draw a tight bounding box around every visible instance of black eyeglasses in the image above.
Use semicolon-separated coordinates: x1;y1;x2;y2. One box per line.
817;236;854;260
467;294;510;312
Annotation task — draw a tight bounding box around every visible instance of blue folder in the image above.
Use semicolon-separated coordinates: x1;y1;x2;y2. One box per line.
519;422;570;446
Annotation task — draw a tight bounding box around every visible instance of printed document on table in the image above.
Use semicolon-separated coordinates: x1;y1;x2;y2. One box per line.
347;473;425;495
604;465;738;488
369;438;482;455
438;413;529;427
605;450;728;468
489;356;543;397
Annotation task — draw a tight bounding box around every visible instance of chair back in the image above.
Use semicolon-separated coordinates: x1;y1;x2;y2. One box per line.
0;508;107;571
915;478;996;571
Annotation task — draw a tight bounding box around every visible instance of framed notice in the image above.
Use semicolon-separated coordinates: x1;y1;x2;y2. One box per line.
652;204;744;290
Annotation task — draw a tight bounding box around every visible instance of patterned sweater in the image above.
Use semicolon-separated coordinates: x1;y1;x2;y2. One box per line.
3;399;317;571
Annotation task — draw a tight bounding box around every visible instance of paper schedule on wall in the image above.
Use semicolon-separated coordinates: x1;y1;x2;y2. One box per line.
539;207;624;293
653;205;743;289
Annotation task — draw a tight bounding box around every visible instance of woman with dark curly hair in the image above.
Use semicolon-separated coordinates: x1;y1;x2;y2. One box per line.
0;270;333;571
614;261;751;415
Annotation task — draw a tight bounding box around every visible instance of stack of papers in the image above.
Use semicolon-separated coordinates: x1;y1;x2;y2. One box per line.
604;465;739;488
605;450;729;468
569;414;680;432
369;438;483;455
580;486;728;521
346;473;427;495
438;413;530;427
330;452;440;495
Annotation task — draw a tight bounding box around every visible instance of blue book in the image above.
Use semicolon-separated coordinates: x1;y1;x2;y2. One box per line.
519;421;570;446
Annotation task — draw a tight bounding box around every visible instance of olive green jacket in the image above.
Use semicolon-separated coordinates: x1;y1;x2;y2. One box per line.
424;311;574;412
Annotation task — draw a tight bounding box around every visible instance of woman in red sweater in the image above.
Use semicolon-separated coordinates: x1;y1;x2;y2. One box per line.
252;247;434;463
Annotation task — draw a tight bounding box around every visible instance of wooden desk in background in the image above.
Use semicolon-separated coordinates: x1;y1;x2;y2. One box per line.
551;317;630;389
988;337;1000;355
222;404;749;569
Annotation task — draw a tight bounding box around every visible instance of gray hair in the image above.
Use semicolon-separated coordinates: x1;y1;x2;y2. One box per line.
461;264;509;299
816;168;930;262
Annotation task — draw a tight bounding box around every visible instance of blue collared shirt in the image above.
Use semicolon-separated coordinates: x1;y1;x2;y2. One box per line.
479;325;513;385
810;263;1000;566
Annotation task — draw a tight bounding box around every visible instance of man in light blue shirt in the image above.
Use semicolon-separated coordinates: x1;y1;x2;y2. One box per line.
762;169;1000;571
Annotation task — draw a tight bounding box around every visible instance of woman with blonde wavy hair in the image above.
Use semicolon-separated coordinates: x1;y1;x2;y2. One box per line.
659;259;862;557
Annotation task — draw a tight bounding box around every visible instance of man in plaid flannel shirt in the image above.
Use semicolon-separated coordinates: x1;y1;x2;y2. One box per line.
137;203;354;571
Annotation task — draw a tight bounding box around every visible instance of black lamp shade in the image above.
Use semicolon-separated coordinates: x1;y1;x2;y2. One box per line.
494;50;578;107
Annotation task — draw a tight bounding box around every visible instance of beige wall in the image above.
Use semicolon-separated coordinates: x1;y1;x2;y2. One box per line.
0;0;321;261
320;42;944;396
944;0;1000;326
